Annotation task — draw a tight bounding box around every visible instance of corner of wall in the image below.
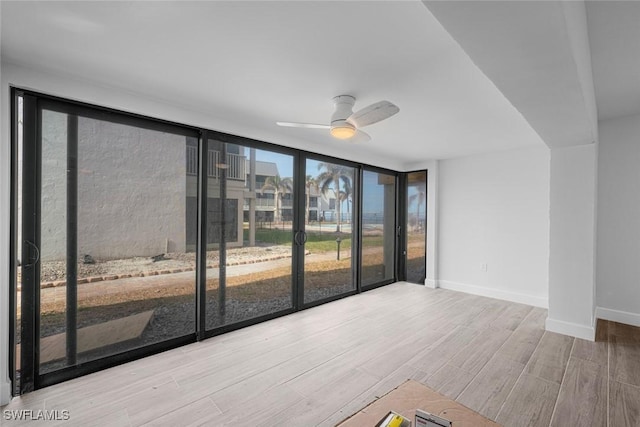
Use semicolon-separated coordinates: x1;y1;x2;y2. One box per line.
595;306;640;328
545;316;595;341
560;0;599;145
548;144;597;338
595;114;640;329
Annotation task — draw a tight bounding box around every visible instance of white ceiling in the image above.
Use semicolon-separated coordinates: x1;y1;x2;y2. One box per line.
423;0;640;149
424;0;599;149
586;1;640;121
1;0;544;168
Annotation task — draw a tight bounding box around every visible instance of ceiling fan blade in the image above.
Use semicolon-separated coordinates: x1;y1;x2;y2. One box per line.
276;122;330;129
346;129;371;143
348;100;399;128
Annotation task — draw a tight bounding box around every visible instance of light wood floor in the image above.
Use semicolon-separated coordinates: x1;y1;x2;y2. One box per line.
3;282;640;426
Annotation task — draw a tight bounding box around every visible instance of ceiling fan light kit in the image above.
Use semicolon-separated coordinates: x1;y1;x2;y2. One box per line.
330;123;356;139
277;94;399;143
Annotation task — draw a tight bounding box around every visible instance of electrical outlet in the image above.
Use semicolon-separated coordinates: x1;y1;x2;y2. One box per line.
480;263;488;272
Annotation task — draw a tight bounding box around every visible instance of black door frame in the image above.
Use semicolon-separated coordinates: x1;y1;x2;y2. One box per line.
398;169;428;284
9;90;19;395
17;92;40;393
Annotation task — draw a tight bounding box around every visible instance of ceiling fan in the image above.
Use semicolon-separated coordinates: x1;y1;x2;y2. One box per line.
277;95;399;143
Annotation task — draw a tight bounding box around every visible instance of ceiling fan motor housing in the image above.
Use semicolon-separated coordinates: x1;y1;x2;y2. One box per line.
331;95;356;126
330;95;356;138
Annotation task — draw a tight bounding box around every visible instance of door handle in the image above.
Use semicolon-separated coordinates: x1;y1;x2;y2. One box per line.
294;231;308;245
23;240;40;268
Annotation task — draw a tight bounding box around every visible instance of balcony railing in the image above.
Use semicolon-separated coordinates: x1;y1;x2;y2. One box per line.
242;198;294;210
186;146;246;181
244;198;277;209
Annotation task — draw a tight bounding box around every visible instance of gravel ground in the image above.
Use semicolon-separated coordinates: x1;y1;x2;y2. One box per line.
35;245;293;282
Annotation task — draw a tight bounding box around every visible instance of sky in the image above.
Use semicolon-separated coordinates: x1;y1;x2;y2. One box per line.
255;149;293;178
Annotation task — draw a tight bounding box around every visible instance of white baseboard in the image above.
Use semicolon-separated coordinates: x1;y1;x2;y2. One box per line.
545;317;596;341
424;279;438;289
596;306;640;328
1;380;11;406
438;280;548;308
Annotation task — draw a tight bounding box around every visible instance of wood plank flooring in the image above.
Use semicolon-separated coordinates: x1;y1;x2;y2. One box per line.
3;282;640;426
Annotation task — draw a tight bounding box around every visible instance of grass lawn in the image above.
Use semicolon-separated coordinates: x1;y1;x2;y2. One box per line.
244;227;386;253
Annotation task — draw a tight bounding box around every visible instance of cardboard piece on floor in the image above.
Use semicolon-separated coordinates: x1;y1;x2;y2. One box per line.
337;380;502;427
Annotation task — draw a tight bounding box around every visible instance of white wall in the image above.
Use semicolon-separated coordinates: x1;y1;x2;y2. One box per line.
596;113;640;327
547;143;598;340
0;4;11;406
437;145;550;307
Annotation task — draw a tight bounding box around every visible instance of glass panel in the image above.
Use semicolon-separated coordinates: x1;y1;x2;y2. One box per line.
39;110;196;373
361;170;395;287
39;109;69;373
406;171;427;283
206;143;294;330
304;159;355;303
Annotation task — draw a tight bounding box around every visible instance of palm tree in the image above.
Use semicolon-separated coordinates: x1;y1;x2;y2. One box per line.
261;174;293;223
317;163;352;232
408;184;427;231
341;174;353;224
338;191;349;224
305;174;318;225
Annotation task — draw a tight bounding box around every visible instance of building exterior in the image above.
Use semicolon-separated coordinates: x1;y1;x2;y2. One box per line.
39;127;343;261
186;140;247;251
241;160;339;225
242;159;278;223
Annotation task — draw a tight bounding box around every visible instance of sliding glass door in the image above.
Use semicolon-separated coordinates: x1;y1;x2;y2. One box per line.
302;158;357;305
204;140;295;331
361;169;396;288
19;95;199;389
